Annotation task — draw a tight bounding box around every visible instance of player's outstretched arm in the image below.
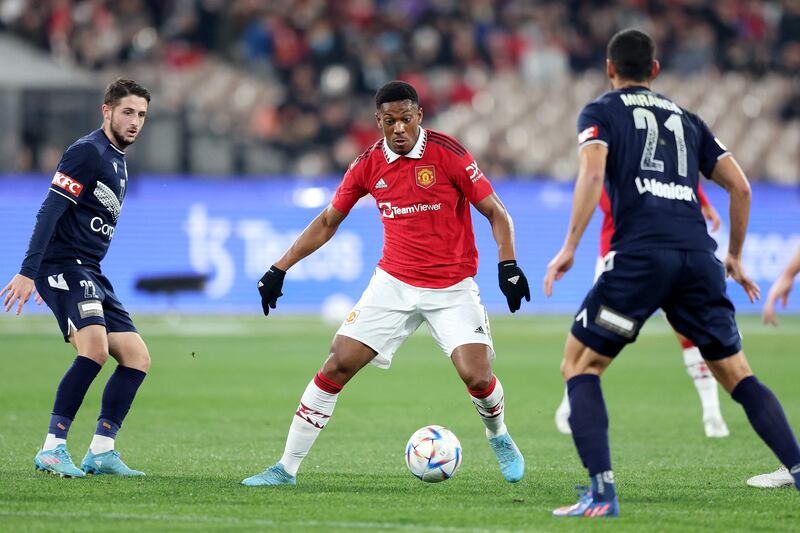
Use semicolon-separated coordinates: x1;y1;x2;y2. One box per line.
763;247;800;326
544;143;607;297
475;193;530;312
257;204;348;316
708;156;760;303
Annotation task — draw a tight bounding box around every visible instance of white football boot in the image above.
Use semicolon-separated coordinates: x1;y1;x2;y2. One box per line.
746;466;794;488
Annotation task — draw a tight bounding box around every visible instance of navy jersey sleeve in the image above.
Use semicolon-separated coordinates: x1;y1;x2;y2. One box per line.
48;142;99;205
692;113;730;178
19;142;99;278
576;102;611;148
19;193;71;278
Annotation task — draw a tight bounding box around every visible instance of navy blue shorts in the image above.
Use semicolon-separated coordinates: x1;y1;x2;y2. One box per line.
571;249;741;360
35;263;137;342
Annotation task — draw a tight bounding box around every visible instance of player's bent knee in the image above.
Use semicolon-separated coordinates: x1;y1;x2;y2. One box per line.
71;325;110;365
462;374;492;391
134;347;151;373
705;351;752;393
80;351;110;366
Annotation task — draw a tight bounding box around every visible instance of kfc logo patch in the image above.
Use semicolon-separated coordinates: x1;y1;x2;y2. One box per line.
51;172;83;197
415;165;436;189
578;125;599;144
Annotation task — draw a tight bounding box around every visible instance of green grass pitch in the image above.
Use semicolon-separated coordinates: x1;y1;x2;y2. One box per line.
1;314;798;532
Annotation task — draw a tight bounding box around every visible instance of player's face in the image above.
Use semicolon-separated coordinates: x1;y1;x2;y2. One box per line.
376;100;423;155
102;95;149;149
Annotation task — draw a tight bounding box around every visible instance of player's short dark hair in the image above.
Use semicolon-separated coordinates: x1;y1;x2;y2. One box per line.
607;29;656;82
375;81;419;109
103;78;151;107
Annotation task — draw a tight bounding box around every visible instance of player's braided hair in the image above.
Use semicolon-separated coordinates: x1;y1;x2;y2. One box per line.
375;81;419;108
104;79;151;107
607;29;656;82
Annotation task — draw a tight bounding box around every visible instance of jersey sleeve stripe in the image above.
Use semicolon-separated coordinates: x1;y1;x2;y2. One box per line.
352;140;382;167
428;138;466;157
48;187;78;204
428;131;468;154
427;133;467;156
579;139;609;149
716;152;732;161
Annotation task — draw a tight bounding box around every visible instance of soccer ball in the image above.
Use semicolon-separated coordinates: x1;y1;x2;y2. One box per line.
404;425;462;483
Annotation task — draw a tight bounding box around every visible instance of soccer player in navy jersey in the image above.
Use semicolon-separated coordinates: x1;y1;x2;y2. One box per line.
543;30;800;517
1;79;151;477
553;184;730;439
242;80;530;487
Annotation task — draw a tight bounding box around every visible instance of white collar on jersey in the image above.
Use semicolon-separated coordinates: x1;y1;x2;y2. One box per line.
382;128;427;164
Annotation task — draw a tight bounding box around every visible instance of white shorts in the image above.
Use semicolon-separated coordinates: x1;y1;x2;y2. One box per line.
335;268;494;369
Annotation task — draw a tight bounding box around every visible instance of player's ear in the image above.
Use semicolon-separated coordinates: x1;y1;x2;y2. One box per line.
418;106;423;124
606;59;615;80
650;59;661;81
375;111;382;129
101;103;111;121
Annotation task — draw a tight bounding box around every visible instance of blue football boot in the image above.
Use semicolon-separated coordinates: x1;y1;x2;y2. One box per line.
488;432;524;483
553;486;619;518
34;445;85;478
81;450;145;476
242;463;296;486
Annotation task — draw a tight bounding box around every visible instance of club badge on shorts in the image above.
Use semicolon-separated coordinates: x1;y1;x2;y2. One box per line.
344;310;360;325
415;165;436;189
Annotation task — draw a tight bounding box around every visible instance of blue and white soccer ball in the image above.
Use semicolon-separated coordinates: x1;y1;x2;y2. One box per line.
405;425;462;483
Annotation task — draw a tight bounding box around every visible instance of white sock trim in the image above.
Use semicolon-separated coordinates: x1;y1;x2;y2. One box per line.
89;435;115;454
470;377;507;439
42;433;66;452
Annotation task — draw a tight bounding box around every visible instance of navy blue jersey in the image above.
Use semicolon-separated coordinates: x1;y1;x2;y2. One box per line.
20;129;128;277
577;86;729;253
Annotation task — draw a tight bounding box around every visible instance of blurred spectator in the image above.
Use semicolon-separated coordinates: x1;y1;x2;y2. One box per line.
1;0;798;177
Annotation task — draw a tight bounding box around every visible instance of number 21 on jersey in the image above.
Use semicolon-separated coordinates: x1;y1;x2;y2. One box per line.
633;107;687;177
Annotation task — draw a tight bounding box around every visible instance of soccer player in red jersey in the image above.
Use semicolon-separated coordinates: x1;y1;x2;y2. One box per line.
554;184;731;438
242;81;531;487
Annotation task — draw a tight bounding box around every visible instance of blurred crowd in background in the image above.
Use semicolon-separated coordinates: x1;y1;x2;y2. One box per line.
1;0;799;180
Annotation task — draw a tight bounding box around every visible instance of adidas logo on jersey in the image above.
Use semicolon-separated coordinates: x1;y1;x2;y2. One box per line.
474;326;485;335
374;178;388;189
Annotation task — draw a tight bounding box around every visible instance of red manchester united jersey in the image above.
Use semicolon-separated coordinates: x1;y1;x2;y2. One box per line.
332;128;493;288
598;182;711;256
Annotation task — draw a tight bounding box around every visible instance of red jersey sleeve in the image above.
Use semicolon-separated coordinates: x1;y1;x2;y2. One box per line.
447;149;494;205
331;158;369;214
697;182;710;207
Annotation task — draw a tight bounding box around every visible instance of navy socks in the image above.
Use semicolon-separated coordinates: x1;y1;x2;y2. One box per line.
49;356;102;438
732;376;800;470
568;374;616;501
98;365;147;435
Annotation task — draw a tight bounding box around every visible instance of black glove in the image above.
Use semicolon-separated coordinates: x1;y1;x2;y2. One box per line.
498;260;530;313
258;265;286;316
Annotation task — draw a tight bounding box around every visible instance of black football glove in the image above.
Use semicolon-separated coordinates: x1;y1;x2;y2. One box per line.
498;260;530;313
258;265;286;316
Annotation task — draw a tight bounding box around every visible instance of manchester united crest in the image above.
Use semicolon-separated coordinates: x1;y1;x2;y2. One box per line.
415;165;436;189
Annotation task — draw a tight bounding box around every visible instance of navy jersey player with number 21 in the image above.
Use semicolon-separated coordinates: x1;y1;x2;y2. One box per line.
543;30;800;517
2;79;152;478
